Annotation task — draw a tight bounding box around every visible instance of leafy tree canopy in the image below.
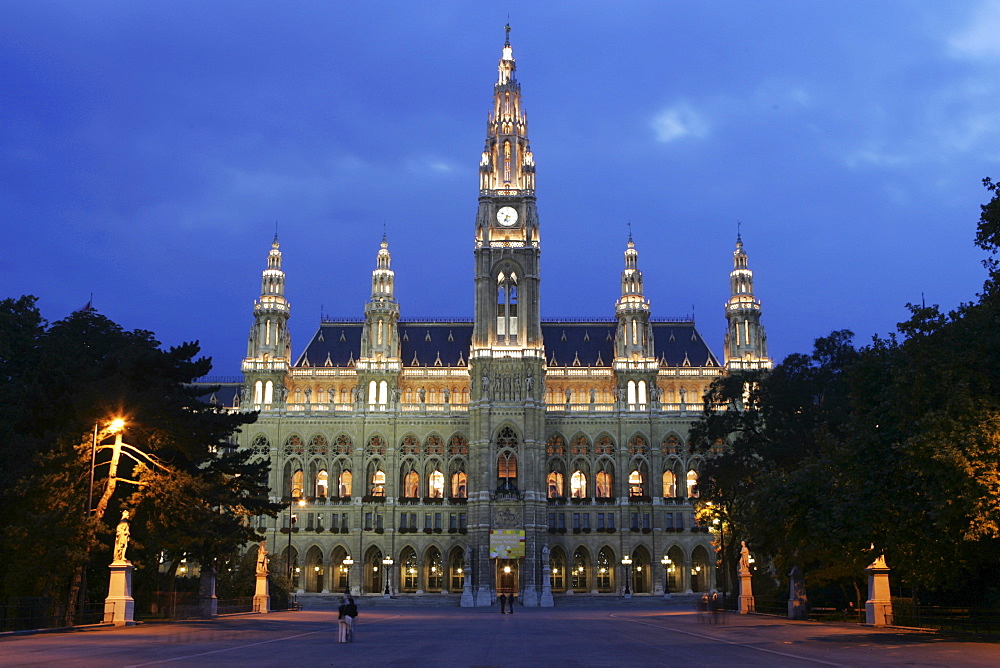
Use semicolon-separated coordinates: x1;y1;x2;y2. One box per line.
694;179;1000;600
0;302;279;611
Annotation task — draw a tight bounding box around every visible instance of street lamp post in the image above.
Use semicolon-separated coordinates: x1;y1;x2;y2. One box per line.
661;555;673;598
713;516;727;608
287;498;306;583
342;556;353;595
382;555;393;597
76;418;125;618
622;555;633;598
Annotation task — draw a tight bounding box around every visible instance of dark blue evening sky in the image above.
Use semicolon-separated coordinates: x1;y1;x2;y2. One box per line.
3;1;998;375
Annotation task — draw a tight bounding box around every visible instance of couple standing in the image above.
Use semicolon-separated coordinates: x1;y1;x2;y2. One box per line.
338;597;359;642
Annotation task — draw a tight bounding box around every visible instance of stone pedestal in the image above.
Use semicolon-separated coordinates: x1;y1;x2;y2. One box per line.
253;573;270;613
461;579;475;607
199;567;218;618
738;567;755;614
104;561;135;626
865;555;893;626
521;585;538;607
475;585;492;607
787;565;807;620
540;565;554;607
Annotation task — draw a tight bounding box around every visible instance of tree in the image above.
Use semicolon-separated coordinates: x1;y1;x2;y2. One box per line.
0;305;279;622
693;180;1000;603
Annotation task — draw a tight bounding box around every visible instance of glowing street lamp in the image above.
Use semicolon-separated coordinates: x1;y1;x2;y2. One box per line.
342;556;353;594
80;418;125;610
287;497;306;582
622;555;633;597
661;555;673;598
382;555;394;597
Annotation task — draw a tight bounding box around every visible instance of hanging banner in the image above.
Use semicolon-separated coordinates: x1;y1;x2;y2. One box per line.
489;530;525;559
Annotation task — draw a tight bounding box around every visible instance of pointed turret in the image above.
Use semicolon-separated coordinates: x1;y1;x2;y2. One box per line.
358;236;401;409
613;235;658;409
724;234;771;370
242;234;291;408
479;24;536;197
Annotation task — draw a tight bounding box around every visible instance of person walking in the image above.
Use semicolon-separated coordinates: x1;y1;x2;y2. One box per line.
709;590;722;624
337;598;349;643
345;597;359;641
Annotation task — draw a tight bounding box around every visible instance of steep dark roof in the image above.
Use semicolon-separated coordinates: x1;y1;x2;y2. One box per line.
295;319;719;368
189;381;243;408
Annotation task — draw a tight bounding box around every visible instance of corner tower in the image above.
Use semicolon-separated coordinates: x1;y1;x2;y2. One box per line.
357;235;401;409
613;235;658;409
242;234;291;408
724;233;771;370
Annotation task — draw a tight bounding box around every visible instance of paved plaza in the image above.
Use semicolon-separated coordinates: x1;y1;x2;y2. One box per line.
1;599;997;667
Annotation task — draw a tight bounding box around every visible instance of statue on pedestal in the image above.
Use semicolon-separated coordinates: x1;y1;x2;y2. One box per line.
739;540;751;573
113;510;131;563
256;540;269;576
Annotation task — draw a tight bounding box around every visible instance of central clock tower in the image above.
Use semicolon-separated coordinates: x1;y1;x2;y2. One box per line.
469;25;547;607
472;24;541;356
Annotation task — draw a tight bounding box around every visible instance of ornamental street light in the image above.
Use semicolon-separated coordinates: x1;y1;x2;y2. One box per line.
713;515;727;607
661;555;673;598
287;497;306;583
382;555;394;597
342;556;354;594
622;554;633;597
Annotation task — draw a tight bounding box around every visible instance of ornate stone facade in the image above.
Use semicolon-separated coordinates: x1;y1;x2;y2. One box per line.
232;27;770;604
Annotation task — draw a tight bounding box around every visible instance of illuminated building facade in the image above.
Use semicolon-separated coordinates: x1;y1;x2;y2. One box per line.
232;28;770;604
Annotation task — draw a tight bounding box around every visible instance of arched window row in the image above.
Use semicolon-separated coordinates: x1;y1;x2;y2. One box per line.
282;540;715;596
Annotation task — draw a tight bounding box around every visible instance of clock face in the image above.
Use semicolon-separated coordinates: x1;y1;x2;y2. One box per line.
496;206;519;227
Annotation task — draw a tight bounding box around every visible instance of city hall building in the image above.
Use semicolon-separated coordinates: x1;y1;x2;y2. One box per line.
223;28;771;605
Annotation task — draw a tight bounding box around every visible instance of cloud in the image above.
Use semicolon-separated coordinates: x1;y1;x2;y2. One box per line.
948;2;1000;60
651;103;708;143
404;156;456;175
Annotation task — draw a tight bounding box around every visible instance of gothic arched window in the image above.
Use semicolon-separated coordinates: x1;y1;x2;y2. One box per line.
450;470;467;498
428;470;444;498
264;380;274;405
597;547;614;592
498;452;517;484
315;470;328;498
496;271;518;344
596;466;613;499
371;468;386;497
403;469;419;498
571;470;587;499
547;471;564;498
687;469;699;498
629;469;645;498
662;470;676;498
503;140;511;183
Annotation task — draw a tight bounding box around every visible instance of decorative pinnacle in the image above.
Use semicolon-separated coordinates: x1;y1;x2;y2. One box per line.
505;22;511;47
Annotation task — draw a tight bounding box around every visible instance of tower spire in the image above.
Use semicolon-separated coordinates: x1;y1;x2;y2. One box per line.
242;235;291;408
724;232;771;370
471;26;544;401
359;235;402;408
614;235;657;410
479;26;534;195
